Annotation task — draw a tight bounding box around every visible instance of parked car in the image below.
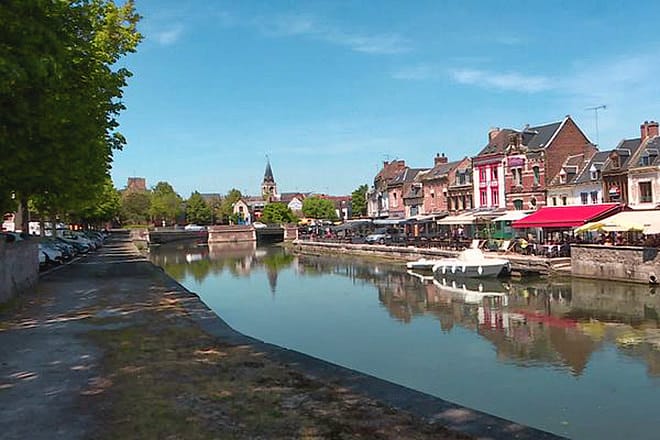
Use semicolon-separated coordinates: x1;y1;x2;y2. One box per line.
39;243;63;265
184;224;206;231
365;228;393;244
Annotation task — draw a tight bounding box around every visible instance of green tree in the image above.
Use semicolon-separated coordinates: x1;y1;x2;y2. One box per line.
0;0;142;231
76;176;122;225
186;191;212;225
261;203;297;224
219;189;242;224
351;184;368;217
150;182;182;226
120;190;151;225
302;197;338;221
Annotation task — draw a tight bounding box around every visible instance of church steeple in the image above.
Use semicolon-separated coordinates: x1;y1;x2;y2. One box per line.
261;157;279;202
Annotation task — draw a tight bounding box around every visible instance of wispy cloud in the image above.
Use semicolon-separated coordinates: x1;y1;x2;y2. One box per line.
255;13;411;55
450;68;553;93
152;25;184;46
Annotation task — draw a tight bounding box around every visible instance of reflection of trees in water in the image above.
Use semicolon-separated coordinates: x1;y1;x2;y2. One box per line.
149;244;294;293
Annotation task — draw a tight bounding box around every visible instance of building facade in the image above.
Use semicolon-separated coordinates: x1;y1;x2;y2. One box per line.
367;160;407;218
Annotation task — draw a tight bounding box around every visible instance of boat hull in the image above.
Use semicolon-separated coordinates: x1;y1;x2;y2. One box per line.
432;259;509;278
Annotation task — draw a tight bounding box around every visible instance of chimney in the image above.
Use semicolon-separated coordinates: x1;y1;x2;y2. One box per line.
488;127;501;142
641;120;659;140
434;153;448;165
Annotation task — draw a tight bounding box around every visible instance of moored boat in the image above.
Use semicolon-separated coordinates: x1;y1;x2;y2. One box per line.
432;248;510;278
406;258;441;271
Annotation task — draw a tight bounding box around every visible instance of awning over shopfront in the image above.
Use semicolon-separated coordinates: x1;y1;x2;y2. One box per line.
512;203;620;229
373;218;407;226
437;212;476;225
575;210;660;234
405;213;447;223
492;211;532;222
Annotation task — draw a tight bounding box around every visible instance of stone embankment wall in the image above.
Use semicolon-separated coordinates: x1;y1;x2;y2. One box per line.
293;241;558;275
283;225;298;241
0;240;38;302
572;244;660;284
292;241;456;261
208;225;256;243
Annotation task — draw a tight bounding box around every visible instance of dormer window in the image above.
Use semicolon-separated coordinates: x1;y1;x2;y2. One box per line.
590;167;599;180
559;169;567;184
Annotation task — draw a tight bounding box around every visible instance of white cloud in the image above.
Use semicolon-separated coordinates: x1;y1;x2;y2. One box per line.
152;25;184;46
255;14;410;55
450;68;553;93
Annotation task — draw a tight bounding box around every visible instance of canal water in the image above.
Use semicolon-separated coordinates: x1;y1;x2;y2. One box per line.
149;243;660;440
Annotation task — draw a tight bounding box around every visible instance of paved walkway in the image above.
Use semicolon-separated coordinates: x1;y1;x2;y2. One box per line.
0;233;564;439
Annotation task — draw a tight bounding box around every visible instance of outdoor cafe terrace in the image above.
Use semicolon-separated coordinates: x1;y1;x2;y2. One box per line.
299;204;660;258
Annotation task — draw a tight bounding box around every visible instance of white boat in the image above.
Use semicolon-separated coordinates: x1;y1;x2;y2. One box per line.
406;258;441;271
432;248;510;278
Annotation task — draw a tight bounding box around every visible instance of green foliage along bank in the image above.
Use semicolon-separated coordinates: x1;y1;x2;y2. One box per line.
0;0;142;229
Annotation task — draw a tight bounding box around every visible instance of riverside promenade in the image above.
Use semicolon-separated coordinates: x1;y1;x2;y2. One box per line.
0;232;563;439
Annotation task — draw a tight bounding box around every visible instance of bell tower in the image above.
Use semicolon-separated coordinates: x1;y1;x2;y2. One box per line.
261;158;279;202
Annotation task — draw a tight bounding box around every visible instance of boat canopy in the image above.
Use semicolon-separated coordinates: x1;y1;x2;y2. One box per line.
512;204;620;229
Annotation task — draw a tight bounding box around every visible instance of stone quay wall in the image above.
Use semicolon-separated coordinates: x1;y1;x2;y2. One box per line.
571;244;660;284
283;224;298;241
208;225;256;243
0;240;38;303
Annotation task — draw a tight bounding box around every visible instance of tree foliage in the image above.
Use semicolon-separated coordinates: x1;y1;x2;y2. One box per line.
120;190;151;225
351;184;368;217
219;189;242;224
150;182;182;225
261;203;297;224
0;0;141;229
302;197;338;220
75;176;121;224
186;191;212;225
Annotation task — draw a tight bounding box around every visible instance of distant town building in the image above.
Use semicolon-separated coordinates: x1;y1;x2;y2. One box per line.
261;159;280;202
126;177;147;192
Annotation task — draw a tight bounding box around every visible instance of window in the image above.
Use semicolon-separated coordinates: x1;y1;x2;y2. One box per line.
491;166;498;180
513;199;523;210
580;192;588;205
480;168;487;181
491;188;499;206
552;197;557;206
640;182;653;203
430;191;435;198
559;172;566;184
392;192;398;207
512;168;523;186
590;170;598;180
533;166;540;185
641;155;650;166
458;172;466;185
480;190;487;206
590;191;598;204
562;196;568;205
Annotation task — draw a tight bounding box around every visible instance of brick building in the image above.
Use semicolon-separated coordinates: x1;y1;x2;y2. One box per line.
367;160;407;218
473;116;595;211
388;167;427;219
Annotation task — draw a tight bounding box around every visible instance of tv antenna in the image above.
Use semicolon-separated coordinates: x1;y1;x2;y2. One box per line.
586;105;606;147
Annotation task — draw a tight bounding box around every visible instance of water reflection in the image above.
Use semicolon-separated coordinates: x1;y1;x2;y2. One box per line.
150;244;660;379
150;243;294;293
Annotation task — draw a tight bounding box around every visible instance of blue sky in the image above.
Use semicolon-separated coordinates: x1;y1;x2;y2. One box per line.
112;0;660;197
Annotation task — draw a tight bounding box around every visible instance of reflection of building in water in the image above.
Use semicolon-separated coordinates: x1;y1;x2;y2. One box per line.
292;254;660;376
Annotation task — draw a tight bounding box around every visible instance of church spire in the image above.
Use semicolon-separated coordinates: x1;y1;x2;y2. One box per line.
263;158;274;183
261;156;279;202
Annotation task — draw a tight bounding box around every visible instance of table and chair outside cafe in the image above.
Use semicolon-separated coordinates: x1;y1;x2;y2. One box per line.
326;203;660;255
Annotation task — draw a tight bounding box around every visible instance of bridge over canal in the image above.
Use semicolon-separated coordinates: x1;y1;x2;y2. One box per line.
147;225;298;245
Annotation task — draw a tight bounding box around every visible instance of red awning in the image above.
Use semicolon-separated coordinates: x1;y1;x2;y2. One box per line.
512;204;620;229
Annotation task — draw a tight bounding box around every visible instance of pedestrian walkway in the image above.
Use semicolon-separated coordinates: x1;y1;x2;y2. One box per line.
0;232;563;439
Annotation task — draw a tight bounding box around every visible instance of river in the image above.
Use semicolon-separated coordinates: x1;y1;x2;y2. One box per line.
149;243;660;440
